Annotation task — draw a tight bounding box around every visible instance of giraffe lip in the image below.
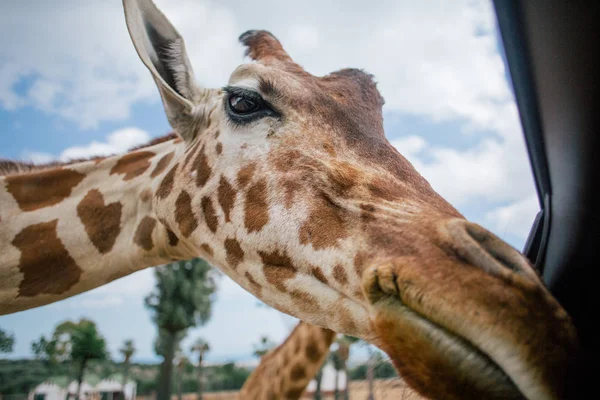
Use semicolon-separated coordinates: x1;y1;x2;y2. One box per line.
392;300;527;399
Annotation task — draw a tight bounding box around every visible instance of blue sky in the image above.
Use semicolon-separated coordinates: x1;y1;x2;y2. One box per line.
0;0;538;365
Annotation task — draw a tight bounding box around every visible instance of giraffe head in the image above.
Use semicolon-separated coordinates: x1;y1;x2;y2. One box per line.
124;0;578;398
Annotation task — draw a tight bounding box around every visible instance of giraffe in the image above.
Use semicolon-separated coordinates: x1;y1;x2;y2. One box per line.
239;322;335;400
0;0;579;398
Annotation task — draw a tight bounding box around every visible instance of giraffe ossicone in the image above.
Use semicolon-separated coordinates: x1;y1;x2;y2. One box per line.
0;0;579;399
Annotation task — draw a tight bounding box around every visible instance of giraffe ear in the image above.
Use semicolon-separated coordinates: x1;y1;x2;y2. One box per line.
123;0;201;141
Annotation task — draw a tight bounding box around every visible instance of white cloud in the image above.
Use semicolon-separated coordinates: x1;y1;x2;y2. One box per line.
2;0;510;132
0;0;239;128
20;150;54;164
390;136;427;156
59;127;151;161
1;0;536;209
485;195;539;239
21;127;151;164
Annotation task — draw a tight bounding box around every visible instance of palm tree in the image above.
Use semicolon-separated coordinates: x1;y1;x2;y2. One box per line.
0;328;14;353
190;337;210;400
70;320;108;400
119;339;136;398
145;259;217;400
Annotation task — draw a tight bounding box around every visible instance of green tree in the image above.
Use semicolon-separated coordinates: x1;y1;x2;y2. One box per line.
190;337;210;400
70;320;108;400
145;259;217;400
0;328;14;353
119;339;136;392
31;320;82;365
252;336;275;358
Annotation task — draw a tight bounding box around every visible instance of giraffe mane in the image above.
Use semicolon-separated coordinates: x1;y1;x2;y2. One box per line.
0;132;179;177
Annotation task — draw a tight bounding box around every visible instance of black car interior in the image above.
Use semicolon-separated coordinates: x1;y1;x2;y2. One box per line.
493;1;599;396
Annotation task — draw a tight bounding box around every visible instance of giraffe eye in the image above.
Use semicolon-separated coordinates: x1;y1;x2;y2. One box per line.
223;86;279;125
229;94;260;114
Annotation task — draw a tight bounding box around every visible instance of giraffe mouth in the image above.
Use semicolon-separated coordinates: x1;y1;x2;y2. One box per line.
364;266;532;400
394;300;527;399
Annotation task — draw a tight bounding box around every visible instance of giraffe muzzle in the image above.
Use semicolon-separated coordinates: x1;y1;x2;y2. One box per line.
363;218;579;400
442;218;543;285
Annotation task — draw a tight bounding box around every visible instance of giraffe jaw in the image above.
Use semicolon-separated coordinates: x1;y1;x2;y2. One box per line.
372;296;527;400
362;262;576;400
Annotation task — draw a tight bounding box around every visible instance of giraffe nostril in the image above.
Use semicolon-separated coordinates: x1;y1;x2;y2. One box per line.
444;219;541;282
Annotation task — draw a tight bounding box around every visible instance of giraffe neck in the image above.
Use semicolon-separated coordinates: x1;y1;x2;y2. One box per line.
0;137;187;314
239;322;335;400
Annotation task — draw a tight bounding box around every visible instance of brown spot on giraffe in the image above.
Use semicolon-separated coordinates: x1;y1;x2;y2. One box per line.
367;177;408;202
360;203;377;223
139;188;152;202
333;264;348;285
166;229;179;246
76;189;122;254
337;305;358;333
322;140;336;156
245;271;262;295
225;238;244;267
175;191;198;237
305;336;322;362
284;388;305;399
156;163;178;199
109;151;154;181
259;249;297;292
282;180;301;209
327;160;360;196
299;194;348;250
12;219;82;297
354;251;367;277
311;266;328;285
215;142;223;155
150;151;175;178
5;168;85;212
217;177;236;222
201;196;218;233
244;179;269;233
133;216;156;251
290;364;307;381
200;243;214;257
236;162;256;188
291;290;322;314
193;147;212;187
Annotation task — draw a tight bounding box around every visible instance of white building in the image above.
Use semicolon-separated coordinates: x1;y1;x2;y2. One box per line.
29;382;67;400
66;381;94;400
29;376;136;400
96;377;136;400
305;364;347;394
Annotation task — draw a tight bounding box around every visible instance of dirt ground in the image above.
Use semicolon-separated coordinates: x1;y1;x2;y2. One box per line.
144;379;428;400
